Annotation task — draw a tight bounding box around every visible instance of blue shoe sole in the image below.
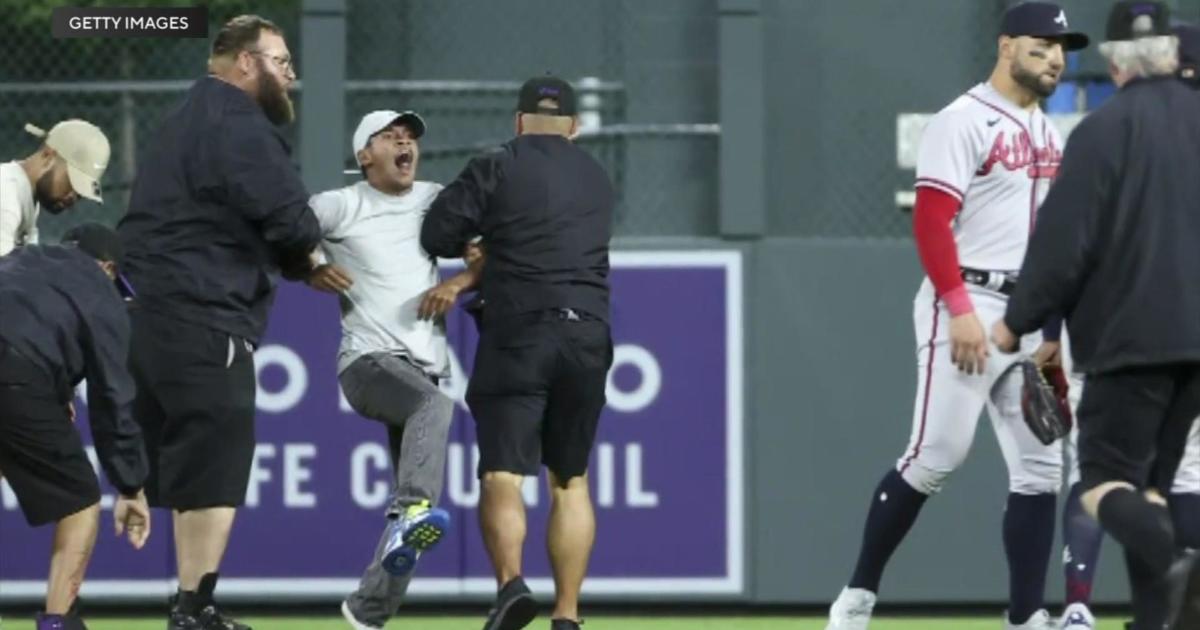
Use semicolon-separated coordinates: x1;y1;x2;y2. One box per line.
382;546;418;577
382;508;451;576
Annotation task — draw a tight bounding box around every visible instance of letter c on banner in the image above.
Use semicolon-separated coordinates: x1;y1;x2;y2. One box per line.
254;345;308;413
351;443;390;509
605;344;662;413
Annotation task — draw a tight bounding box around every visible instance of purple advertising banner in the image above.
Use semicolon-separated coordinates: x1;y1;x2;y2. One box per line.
0;251;743;602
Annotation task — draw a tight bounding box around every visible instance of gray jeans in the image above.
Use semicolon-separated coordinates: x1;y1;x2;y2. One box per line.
339;352;454;625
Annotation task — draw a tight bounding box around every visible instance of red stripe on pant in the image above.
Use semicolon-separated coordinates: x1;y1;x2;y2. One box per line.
900;296;941;474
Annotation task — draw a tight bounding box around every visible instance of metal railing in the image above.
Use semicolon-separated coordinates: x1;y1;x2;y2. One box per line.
2;78;718;238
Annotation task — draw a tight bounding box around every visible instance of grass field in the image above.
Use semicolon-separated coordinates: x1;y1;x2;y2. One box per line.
0;617;1136;630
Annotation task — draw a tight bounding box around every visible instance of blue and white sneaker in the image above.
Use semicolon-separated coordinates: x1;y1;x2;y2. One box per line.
381;500;451;576
1059;603;1094;629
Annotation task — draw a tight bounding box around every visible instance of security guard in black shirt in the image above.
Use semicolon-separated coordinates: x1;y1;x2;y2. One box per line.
116;15;321;629
421;76;614;630
995;2;1200;626
0;223;150;630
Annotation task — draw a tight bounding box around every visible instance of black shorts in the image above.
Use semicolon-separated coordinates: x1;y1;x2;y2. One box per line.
0;343;99;526
466;310;612;483
1078;362;1200;494
129;307;256;510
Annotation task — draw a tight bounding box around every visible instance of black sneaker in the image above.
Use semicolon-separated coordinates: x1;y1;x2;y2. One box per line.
169;604;251;630
168;605;203;630
192;603;250;630
481;576;538;630
168;573;251;630
550;619;582;630
35;612;88;630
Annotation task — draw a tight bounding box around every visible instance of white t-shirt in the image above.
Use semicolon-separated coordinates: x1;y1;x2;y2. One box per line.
914;82;1064;272
310;180;448;377
0;161;38;256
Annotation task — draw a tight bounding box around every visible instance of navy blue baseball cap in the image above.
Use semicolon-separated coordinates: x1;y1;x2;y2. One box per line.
62;222;135;298
1174;22;1200;81
517;75;577;116
1176;23;1200;63
1003;2;1090;51
1107;1;1171;41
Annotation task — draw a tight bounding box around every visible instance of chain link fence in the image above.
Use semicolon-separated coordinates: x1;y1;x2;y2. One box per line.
0;0;300;241
9;1;1200;244
765;0;1010;240
340;79;718;237
342;0;716;237
790;0;1200;240
0;0;717;242
342;80;627;182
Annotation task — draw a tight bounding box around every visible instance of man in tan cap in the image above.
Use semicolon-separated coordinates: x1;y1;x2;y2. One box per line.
0;119;111;256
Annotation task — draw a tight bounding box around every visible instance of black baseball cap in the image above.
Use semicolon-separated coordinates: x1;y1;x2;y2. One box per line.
1176;22;1200;64
1174;22;1200;80
61;222;135;298
517;75;577;116
1002;2;1090;51
1107;1;1171;41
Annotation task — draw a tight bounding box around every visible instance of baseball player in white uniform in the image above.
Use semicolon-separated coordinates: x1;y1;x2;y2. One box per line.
826;4;1088;629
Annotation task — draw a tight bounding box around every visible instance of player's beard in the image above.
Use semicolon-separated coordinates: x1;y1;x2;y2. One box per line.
256;59;295;126
1010;60;1058;99
34;170;67;214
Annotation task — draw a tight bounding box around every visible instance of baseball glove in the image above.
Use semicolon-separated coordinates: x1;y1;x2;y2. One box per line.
1020;360;1073;446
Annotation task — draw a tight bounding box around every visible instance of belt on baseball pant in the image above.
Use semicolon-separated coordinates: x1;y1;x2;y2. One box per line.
960;267;1017;296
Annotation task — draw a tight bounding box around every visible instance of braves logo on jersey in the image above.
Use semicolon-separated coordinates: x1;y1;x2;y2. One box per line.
914;81;1065;271
978;131;1061;179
